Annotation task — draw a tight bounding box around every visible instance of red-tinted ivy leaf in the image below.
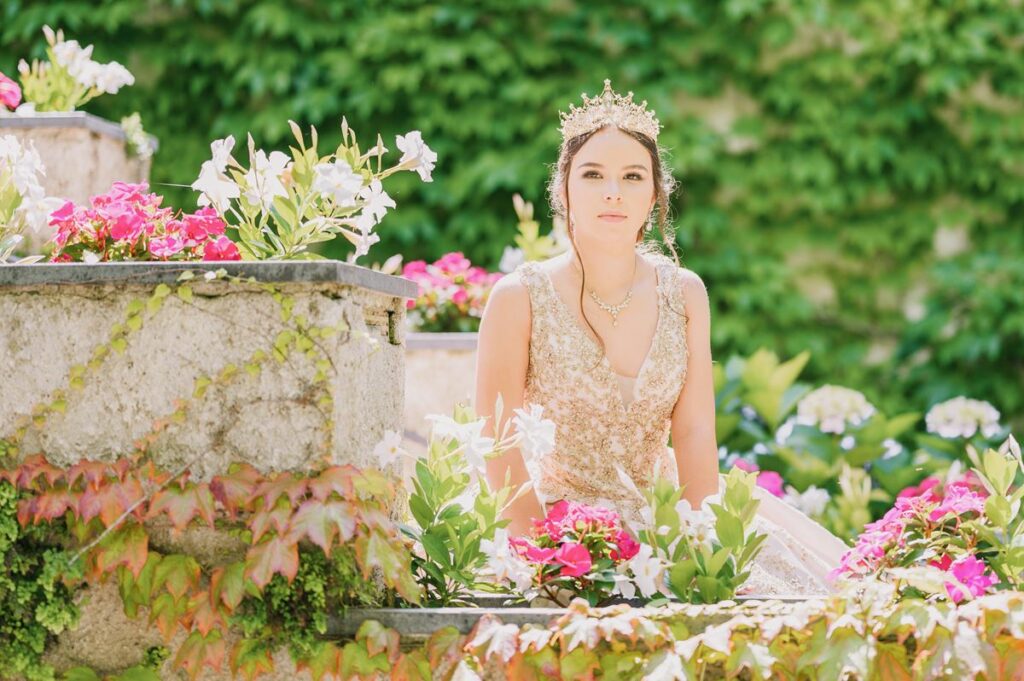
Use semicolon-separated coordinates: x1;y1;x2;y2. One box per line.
245;534;300;589
77;478;145;527
249;499;293;544
209;561;246;610
392;650;431;681
187;588;225;636
354;529;423;604
288;499;357;555
91;522;149;579
357;620;401;663
229;639;275;681
27;487;75;523
67;460;112;490
153;554;201;600
14;454;64;489
308;465;357;501
210;463;262;517
118;553;161;618
148;484;213;534
426;627;467;672
149;591;188;642
174;629;226;680
295;641;344;681
250;471;308;509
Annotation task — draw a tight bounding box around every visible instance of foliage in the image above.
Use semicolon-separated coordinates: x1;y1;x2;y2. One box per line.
834;435;1024;599
450;585;1024;680
0;454;421;679
496;193;570;274
402;252;503;333
2;1;1022;426
191;120;434;261
0;480;82;681
399;402;530;607
634;468;767;605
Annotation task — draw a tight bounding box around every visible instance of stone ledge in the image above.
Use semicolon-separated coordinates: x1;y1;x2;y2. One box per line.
0;261;418;299
0;111;159;150
407;331;479;350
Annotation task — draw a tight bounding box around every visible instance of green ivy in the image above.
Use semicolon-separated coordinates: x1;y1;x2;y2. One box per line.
0;481;82;681
1;0;1022;429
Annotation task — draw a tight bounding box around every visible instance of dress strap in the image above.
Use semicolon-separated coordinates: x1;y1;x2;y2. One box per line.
513;260;555;332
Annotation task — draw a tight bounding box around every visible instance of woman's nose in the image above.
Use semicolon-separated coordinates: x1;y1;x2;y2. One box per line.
604;181;623;203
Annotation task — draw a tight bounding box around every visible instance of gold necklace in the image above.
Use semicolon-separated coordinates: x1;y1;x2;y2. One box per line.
576;254;638;327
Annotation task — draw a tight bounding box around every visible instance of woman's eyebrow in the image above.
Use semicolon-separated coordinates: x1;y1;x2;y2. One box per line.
578;162;649;171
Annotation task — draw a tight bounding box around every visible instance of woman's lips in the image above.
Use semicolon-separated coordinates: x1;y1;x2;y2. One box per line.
598;214;627;222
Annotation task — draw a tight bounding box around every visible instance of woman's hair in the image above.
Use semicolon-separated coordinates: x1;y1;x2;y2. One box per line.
545;124;683;359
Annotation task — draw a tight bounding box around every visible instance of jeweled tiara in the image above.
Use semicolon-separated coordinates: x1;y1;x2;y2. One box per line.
558;79;661;142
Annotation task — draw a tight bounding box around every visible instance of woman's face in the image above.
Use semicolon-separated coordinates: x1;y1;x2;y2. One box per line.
563;126;655;248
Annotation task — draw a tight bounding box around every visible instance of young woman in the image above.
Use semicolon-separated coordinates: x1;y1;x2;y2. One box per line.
474;81;847;595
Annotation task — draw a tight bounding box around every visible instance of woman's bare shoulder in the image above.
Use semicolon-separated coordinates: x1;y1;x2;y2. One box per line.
482;269;533;328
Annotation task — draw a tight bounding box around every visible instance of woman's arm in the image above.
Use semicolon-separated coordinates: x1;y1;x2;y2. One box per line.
670;270;721;507
475;275;546;536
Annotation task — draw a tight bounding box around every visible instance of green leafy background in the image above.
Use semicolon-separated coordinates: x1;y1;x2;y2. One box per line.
2;0;1022;428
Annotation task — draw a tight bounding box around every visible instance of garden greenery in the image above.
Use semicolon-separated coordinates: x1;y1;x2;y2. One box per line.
2;1;1021;425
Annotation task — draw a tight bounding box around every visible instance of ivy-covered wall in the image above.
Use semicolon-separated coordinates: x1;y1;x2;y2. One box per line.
1;0;1022;427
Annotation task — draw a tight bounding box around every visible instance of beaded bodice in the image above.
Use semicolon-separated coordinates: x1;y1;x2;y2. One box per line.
514;253;688;521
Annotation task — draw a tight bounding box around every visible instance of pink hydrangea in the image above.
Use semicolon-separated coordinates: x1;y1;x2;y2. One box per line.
756;471;785;498
897;476;942;501
610;530;640;561
0;71;21;110
182;207;226;243
148;234;185;259
928;486;987;522
435;251;471;274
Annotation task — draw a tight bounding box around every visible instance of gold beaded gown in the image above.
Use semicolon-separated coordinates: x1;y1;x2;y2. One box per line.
513;253;849;596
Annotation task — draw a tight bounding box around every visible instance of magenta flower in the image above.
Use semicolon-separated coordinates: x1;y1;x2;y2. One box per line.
511;538;557;565
928;486;986;522
436;251;471;274
0;71;21;110
897;476;942;501
452;288;469;305
554;542;592;578
733;460;759;473
611;530;640;561
148;234;185;259
102;204;147;242
182;207;226;243
402;260;429;278
757;471;785;498
945;556;998;603
203;235;242;261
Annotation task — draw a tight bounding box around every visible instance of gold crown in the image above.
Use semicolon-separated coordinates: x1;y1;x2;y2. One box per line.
558;79;661;142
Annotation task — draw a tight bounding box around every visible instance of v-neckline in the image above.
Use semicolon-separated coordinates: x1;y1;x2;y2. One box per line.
535;257;664;414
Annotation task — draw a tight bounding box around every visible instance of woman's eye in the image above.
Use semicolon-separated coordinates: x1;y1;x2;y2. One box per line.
626;173;644;180
582;171;645;180
583;171;601;178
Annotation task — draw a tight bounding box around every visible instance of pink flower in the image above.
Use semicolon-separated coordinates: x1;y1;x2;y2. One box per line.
402;260;429;278
757;471;785;498
733;460;759;473
554;542;592;578
148;234;185;259
93;182;153;208
0;71;21;110
102;204;147;242
511;538;557;565
203;235;241;261
945;556;998;603
182;207;226;243
929;554;953;571
897;476;941;501
435;252;471;275
928;486;986;522
611;530;640;561
452;288;469;305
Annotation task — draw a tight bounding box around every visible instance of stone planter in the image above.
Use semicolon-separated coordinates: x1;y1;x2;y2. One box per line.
403;331;478;447
0;111;156;204
0;261;415;479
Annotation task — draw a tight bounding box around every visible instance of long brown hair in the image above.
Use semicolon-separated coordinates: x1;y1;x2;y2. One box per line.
546;124;683;358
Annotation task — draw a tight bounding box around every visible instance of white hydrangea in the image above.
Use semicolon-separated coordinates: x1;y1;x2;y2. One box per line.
782;484;830;518
925;396;1002;439
795;385;876;434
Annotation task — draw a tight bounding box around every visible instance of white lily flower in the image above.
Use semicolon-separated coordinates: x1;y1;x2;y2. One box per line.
191;160;240;212
395;130;437;182
210;136;236;173
512;403;556;460
626;544;664;598
312;158;363;206
358;179;396;223
243;149;290;212
372;430;404;468
783;485;830;518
